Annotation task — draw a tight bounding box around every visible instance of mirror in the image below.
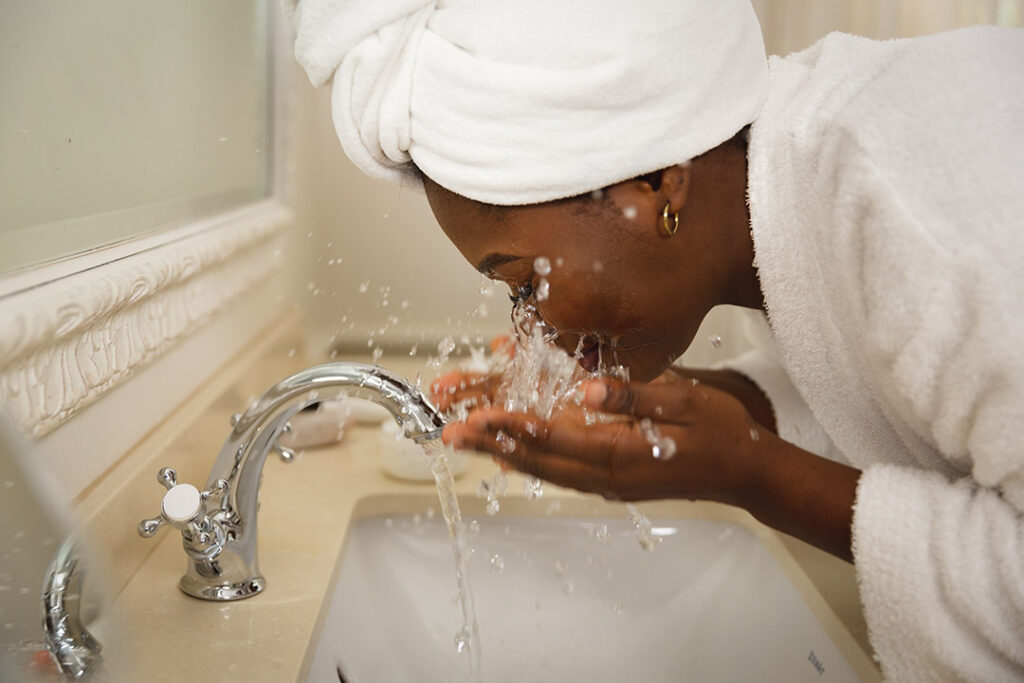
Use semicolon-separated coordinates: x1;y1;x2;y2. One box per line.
0;1;272;274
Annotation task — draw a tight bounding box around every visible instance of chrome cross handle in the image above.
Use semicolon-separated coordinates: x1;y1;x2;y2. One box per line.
137;467;228;562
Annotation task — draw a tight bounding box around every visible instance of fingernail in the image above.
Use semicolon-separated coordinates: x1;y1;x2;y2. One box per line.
583;381;607;406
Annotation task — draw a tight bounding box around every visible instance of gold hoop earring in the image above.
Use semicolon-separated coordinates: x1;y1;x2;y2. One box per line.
660;202;679;237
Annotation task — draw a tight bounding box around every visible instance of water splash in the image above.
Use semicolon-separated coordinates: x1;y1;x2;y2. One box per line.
523;476;544;501
477;470;508;516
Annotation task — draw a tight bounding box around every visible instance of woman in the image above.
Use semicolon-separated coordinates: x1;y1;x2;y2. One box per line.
286;1;1024;679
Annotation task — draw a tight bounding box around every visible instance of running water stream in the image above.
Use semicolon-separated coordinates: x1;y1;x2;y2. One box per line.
411;259;670;681
422;440;482;682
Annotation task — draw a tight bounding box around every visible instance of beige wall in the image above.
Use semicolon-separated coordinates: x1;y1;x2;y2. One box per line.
289;64;508;358
752;0;1022;55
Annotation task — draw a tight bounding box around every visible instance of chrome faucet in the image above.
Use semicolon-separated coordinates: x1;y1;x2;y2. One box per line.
137;362;445;601
43;535;103;679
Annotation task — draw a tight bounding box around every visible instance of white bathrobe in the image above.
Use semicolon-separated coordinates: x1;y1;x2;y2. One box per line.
732;27;1024;682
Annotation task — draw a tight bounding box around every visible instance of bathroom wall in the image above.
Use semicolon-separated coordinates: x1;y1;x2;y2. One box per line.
288;69;507;358
751;0;1022;55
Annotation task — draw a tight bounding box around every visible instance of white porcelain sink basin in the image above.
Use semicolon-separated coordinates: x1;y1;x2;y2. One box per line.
305;496;877;682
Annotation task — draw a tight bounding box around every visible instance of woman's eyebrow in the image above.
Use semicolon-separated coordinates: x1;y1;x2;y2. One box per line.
476;253;521;275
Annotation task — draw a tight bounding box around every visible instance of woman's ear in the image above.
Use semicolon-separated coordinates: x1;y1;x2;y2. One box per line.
660;163;691;214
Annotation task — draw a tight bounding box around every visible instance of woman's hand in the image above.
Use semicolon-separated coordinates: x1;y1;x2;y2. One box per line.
442;377;768;505
444;373;861;562
429;335;513;412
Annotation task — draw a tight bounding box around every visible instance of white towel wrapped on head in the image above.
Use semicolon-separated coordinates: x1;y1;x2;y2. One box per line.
283;0;768;205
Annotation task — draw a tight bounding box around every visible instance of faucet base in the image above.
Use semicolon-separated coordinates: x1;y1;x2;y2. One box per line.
179;575;266;601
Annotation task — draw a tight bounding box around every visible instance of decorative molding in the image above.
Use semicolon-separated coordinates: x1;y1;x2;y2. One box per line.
0;202;292;438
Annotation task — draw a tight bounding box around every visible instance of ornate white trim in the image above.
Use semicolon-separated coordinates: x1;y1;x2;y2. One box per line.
0;201;292;438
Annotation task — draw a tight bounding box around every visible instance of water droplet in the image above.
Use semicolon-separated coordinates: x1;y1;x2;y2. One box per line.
614;601;624;615
218;136;228;142
590;523;611;545
749;427;760;441
495;430;516;454
536;278;550;301
408;344;418;356
489;553;505;574
593;260;604;272
400;300;411;310
287;348;296;358
709;335;722;349
533;256;552;276
454;627;471;654
524;477;544;501
653;436;676;460
555;257;564;267
371;347;383;363
468;519;480;534
358;281;369;294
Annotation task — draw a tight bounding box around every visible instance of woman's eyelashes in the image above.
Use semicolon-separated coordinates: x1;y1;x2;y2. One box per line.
508;282;535;305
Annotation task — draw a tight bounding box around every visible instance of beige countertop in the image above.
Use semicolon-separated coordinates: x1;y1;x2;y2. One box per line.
108;352;878;682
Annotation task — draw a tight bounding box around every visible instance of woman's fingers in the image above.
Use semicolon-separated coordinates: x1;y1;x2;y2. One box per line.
582;378;705;424
463;408;636;462
442;419;623;498
430;371;501;411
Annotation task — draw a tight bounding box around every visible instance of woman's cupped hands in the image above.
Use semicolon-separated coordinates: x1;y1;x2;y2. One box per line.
431;359;774;507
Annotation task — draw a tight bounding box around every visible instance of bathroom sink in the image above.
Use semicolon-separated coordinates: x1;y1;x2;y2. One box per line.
304;496;877;682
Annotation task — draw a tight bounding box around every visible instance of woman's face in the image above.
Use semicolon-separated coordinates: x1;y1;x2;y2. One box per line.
423;169;737;382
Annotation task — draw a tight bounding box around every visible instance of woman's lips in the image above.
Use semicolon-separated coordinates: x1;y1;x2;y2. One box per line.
578;341;601;372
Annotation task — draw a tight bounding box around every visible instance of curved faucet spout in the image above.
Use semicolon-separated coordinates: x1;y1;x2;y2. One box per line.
233;362;445;443
170;362;445;601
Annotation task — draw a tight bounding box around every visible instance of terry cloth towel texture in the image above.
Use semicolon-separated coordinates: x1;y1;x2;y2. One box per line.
283;0;768;205
738;27;1024;682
